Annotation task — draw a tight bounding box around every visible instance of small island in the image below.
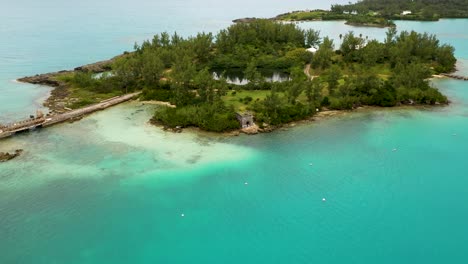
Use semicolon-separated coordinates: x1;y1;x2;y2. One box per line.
333;0;468;21
237;0;468;28
272;9;396;28
17;19;456;134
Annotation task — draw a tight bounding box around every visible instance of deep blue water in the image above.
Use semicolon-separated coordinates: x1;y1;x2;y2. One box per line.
1;1;468;263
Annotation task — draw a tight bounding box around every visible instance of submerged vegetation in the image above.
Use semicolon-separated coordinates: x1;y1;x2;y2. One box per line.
59;20;455;132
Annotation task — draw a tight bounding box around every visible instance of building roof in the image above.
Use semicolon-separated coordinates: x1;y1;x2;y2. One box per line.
236;112;253;118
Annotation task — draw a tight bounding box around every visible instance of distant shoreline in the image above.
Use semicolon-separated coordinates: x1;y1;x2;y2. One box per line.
233;9;468;28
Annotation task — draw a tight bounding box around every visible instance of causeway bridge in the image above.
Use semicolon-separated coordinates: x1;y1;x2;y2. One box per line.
0;92;140;140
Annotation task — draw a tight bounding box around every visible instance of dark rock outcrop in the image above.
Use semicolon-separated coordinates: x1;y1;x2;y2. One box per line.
17;73;64;87
74;59;114;73
0;149;23;162
232;17;261;23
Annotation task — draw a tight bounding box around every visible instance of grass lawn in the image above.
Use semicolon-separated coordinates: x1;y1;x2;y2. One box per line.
222;90;272;112
54;73;124;109
223;89;316;112
278;10;328;21
67;88;122;109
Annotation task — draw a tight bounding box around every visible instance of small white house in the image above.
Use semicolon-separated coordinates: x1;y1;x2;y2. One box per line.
401;10;412;16
356;42;367;50
306;46;318;53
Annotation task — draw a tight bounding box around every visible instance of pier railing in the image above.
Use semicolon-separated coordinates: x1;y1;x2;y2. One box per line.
1;117;45;133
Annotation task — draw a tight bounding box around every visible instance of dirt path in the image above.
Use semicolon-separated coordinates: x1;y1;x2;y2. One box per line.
304;64;317;80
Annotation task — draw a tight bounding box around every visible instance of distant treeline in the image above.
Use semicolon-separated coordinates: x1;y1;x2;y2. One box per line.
331;0;468;19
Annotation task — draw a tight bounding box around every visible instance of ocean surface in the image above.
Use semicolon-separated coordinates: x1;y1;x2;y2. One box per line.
1;1;468;263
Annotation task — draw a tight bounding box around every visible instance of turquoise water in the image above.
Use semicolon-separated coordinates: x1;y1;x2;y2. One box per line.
2;1;468;263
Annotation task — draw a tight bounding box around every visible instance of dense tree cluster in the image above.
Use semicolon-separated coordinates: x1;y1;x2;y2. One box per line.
338;29;456;72
213;20;317;69
152;101;240;132
345;14;396;27
304;29;454;109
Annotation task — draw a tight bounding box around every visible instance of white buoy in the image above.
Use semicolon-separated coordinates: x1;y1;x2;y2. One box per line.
322;198;326;202
392;148;397;152
244;182;248;185
181;213;185;217
309;163;313;166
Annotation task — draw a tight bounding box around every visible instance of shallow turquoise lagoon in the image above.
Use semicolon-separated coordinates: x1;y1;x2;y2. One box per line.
1;1;468;263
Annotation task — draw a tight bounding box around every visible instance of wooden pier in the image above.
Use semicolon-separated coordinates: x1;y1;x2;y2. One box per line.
441;73;468;81
0;92;140;140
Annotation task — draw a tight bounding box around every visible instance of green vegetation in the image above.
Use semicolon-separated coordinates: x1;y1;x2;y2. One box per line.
55;72;124;109
276;10;396;28
274;0;468;27
212;21;315;69
345;15;396;27
276;10;329;21
331;0;468;21
61;20;455;132
276;10;395;28
152;101;240;132
222;90;272;112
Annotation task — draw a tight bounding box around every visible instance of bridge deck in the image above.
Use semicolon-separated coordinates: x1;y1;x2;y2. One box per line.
0;92;140;140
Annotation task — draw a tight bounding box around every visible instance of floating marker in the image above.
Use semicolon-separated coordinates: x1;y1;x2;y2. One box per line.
309;163;313;166
181;213;185;217
392;148;397;152
322;198;326;202
244;182;248;185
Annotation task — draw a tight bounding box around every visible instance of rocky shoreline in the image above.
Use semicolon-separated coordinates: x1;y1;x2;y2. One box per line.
153;103;447;138
0;149;23;162
17;55;124;114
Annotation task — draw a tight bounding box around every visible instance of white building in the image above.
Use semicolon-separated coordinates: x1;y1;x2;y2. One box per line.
306;46;318;53
401;10;412;16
